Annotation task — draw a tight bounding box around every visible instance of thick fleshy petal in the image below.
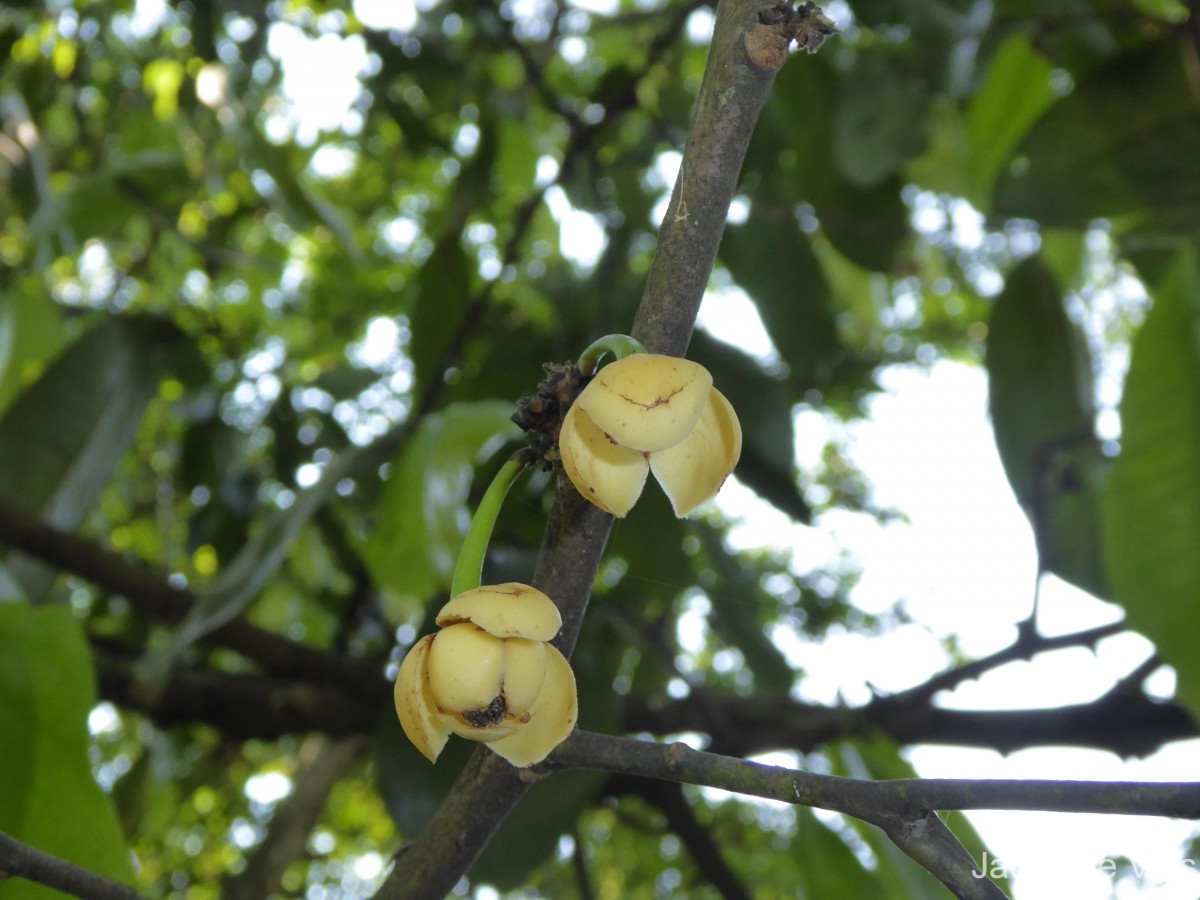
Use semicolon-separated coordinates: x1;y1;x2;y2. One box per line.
435;582;562;641
560;402;649;517
437;710;519;742
501;637;549;717
393;635;451;763
487;644;578;767
649;388;742;517
577;354;713;452
426;623;506;713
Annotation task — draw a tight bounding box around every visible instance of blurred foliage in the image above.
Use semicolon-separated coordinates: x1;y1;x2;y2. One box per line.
1;0;1198;896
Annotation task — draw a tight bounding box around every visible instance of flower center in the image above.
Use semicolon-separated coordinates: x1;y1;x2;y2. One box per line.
461;695;507;728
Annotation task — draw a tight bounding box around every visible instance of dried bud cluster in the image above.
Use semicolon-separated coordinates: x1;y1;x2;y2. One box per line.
511;362;591;466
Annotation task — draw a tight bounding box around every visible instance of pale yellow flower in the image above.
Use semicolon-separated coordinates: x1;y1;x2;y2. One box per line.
394;583;577;767
560;354;741;517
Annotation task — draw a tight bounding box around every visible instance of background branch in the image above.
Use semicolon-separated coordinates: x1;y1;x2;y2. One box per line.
222;736;367;900
13;491;1180;761
882;621;1126;706
628;676;1198;759
0;832;147;900
0;496;384;697
92;640;380;739
621;777;754;900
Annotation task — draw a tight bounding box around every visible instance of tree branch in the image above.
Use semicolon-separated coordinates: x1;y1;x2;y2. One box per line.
92;641;380;739
631;0;793;357
617;776;753;900
0;496;385;700
880;621;1126;706
92;603;1196;762
549;731;1200;898
0;831;147;900
372;2;806;896
570;827;596;900
551;730;1200;819
876;811;1008;900
627;680;1198;759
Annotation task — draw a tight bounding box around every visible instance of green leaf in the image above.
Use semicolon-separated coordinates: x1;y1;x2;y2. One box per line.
1039;445;1110;597
0;278;64;417
964;34;1056;209
607;485;692;602
27;150;187;246
362;400;519;623
751;55;910;272
988;258;1094;497
234;124;361;259
720;212;839;383
995;40;1200;231
696;524;795;694
376;709;471;839
408;236;473;400
1103;250;1200;713
793;806;896;898
986;256;1108;594
494;117;538;205
0;604;134;896
0;315;187;601
833;48;931;189
145;415;413;672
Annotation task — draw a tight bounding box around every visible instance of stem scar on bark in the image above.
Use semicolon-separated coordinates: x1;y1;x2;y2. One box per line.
744;0;838;70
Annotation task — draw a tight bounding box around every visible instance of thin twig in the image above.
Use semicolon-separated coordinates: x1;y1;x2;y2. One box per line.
222;736;367;900
640;780;753;900
570;828;596;900
877;620;1126;708
0;496;384;698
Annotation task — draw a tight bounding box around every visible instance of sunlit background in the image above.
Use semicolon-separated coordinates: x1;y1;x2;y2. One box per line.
76;0;1200;896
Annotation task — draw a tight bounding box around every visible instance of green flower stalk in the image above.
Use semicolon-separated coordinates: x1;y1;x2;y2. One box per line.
396;453;577;768
450;455;528;598
577;333;647;375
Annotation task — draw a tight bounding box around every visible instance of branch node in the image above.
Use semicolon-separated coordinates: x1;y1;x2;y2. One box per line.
517;765;551;784
665;740;689;774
